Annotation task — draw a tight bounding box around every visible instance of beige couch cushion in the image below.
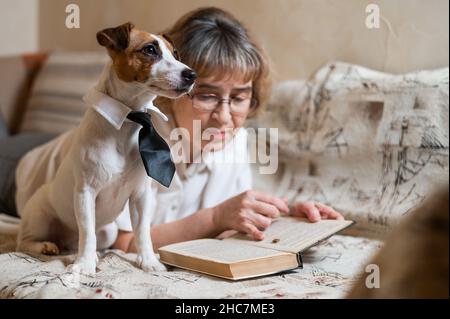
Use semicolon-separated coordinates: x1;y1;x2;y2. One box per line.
20;51;108;134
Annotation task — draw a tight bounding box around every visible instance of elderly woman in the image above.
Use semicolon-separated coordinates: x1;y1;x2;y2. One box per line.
111;7;343;253
15;7;343;255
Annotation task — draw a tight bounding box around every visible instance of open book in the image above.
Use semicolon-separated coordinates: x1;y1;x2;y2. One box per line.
158;217;355;280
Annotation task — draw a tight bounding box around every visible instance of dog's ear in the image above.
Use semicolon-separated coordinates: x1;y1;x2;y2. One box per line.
96;22;135;51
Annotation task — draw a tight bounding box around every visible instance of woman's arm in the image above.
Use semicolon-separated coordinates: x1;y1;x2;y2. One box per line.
113;192;344;253
150;207;221;251
114;189;289;252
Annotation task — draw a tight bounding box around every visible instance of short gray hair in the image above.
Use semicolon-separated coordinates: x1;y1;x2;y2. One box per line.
161;7;271;116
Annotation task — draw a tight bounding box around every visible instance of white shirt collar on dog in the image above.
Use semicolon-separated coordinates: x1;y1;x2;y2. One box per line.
82;87;168;130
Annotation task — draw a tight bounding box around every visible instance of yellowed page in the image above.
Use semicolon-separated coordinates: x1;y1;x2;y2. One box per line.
226;217;354;253
158;238;290;264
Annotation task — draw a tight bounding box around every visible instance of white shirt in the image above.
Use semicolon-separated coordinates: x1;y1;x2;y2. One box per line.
16;88;252;232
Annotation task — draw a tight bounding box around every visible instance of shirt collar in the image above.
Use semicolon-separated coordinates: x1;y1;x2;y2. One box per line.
82;87;168;130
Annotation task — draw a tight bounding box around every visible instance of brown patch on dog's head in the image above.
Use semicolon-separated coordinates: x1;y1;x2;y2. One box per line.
97;22;163;83
116;34;162;83
97;22;135;52
96;22;195;97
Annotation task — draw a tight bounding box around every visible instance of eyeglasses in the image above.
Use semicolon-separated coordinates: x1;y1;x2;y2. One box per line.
187;93;256;114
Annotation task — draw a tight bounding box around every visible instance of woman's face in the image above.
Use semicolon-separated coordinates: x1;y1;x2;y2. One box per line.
171;75;252;155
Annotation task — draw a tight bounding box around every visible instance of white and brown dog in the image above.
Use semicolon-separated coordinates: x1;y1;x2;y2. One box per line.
16;22;196;274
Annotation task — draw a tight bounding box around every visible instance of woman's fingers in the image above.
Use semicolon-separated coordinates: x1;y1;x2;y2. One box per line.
231;191;344;240
251;191;290;214
293;201;321;222
314;202;331;219
240;222;264;240
248;200;280;219
315;202;344;220
293;201;345;221
246;211;273;231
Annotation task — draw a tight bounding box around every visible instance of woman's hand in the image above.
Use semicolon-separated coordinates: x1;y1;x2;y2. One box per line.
212;190;289;240
290;201;344;222
211;191;344;241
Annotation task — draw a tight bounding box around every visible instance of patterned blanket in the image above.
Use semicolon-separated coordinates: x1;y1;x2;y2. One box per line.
0;233;381;299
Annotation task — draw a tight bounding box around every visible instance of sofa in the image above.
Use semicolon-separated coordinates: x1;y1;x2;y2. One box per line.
0;52;448;298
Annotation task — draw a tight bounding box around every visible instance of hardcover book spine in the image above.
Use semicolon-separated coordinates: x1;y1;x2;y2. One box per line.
296;252;303;269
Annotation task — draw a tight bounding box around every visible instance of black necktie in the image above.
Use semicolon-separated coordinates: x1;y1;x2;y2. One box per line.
126;111;175;188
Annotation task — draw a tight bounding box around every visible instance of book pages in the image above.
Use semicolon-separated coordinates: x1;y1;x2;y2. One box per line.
226;217;354;253
159;238;290;263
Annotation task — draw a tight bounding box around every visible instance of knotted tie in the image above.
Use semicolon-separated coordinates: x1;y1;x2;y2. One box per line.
126;111;175;187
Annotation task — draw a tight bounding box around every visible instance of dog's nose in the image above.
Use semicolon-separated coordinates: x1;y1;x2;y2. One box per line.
182;69;197;85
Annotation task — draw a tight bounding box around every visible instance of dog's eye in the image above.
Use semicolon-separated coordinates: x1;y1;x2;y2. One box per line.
141;45;157;56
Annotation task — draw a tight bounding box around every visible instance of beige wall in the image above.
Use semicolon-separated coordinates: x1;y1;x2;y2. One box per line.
38;0;449;81
0;0;38;56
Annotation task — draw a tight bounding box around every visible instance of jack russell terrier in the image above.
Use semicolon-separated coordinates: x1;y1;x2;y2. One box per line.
16;22;196;274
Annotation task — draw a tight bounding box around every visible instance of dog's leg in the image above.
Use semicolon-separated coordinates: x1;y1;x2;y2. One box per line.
66;186;98;275
129;187;166;272
16;185;60;256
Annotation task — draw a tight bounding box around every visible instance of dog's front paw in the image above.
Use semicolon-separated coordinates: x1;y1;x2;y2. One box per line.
137;254;166;272
67;258;97;275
